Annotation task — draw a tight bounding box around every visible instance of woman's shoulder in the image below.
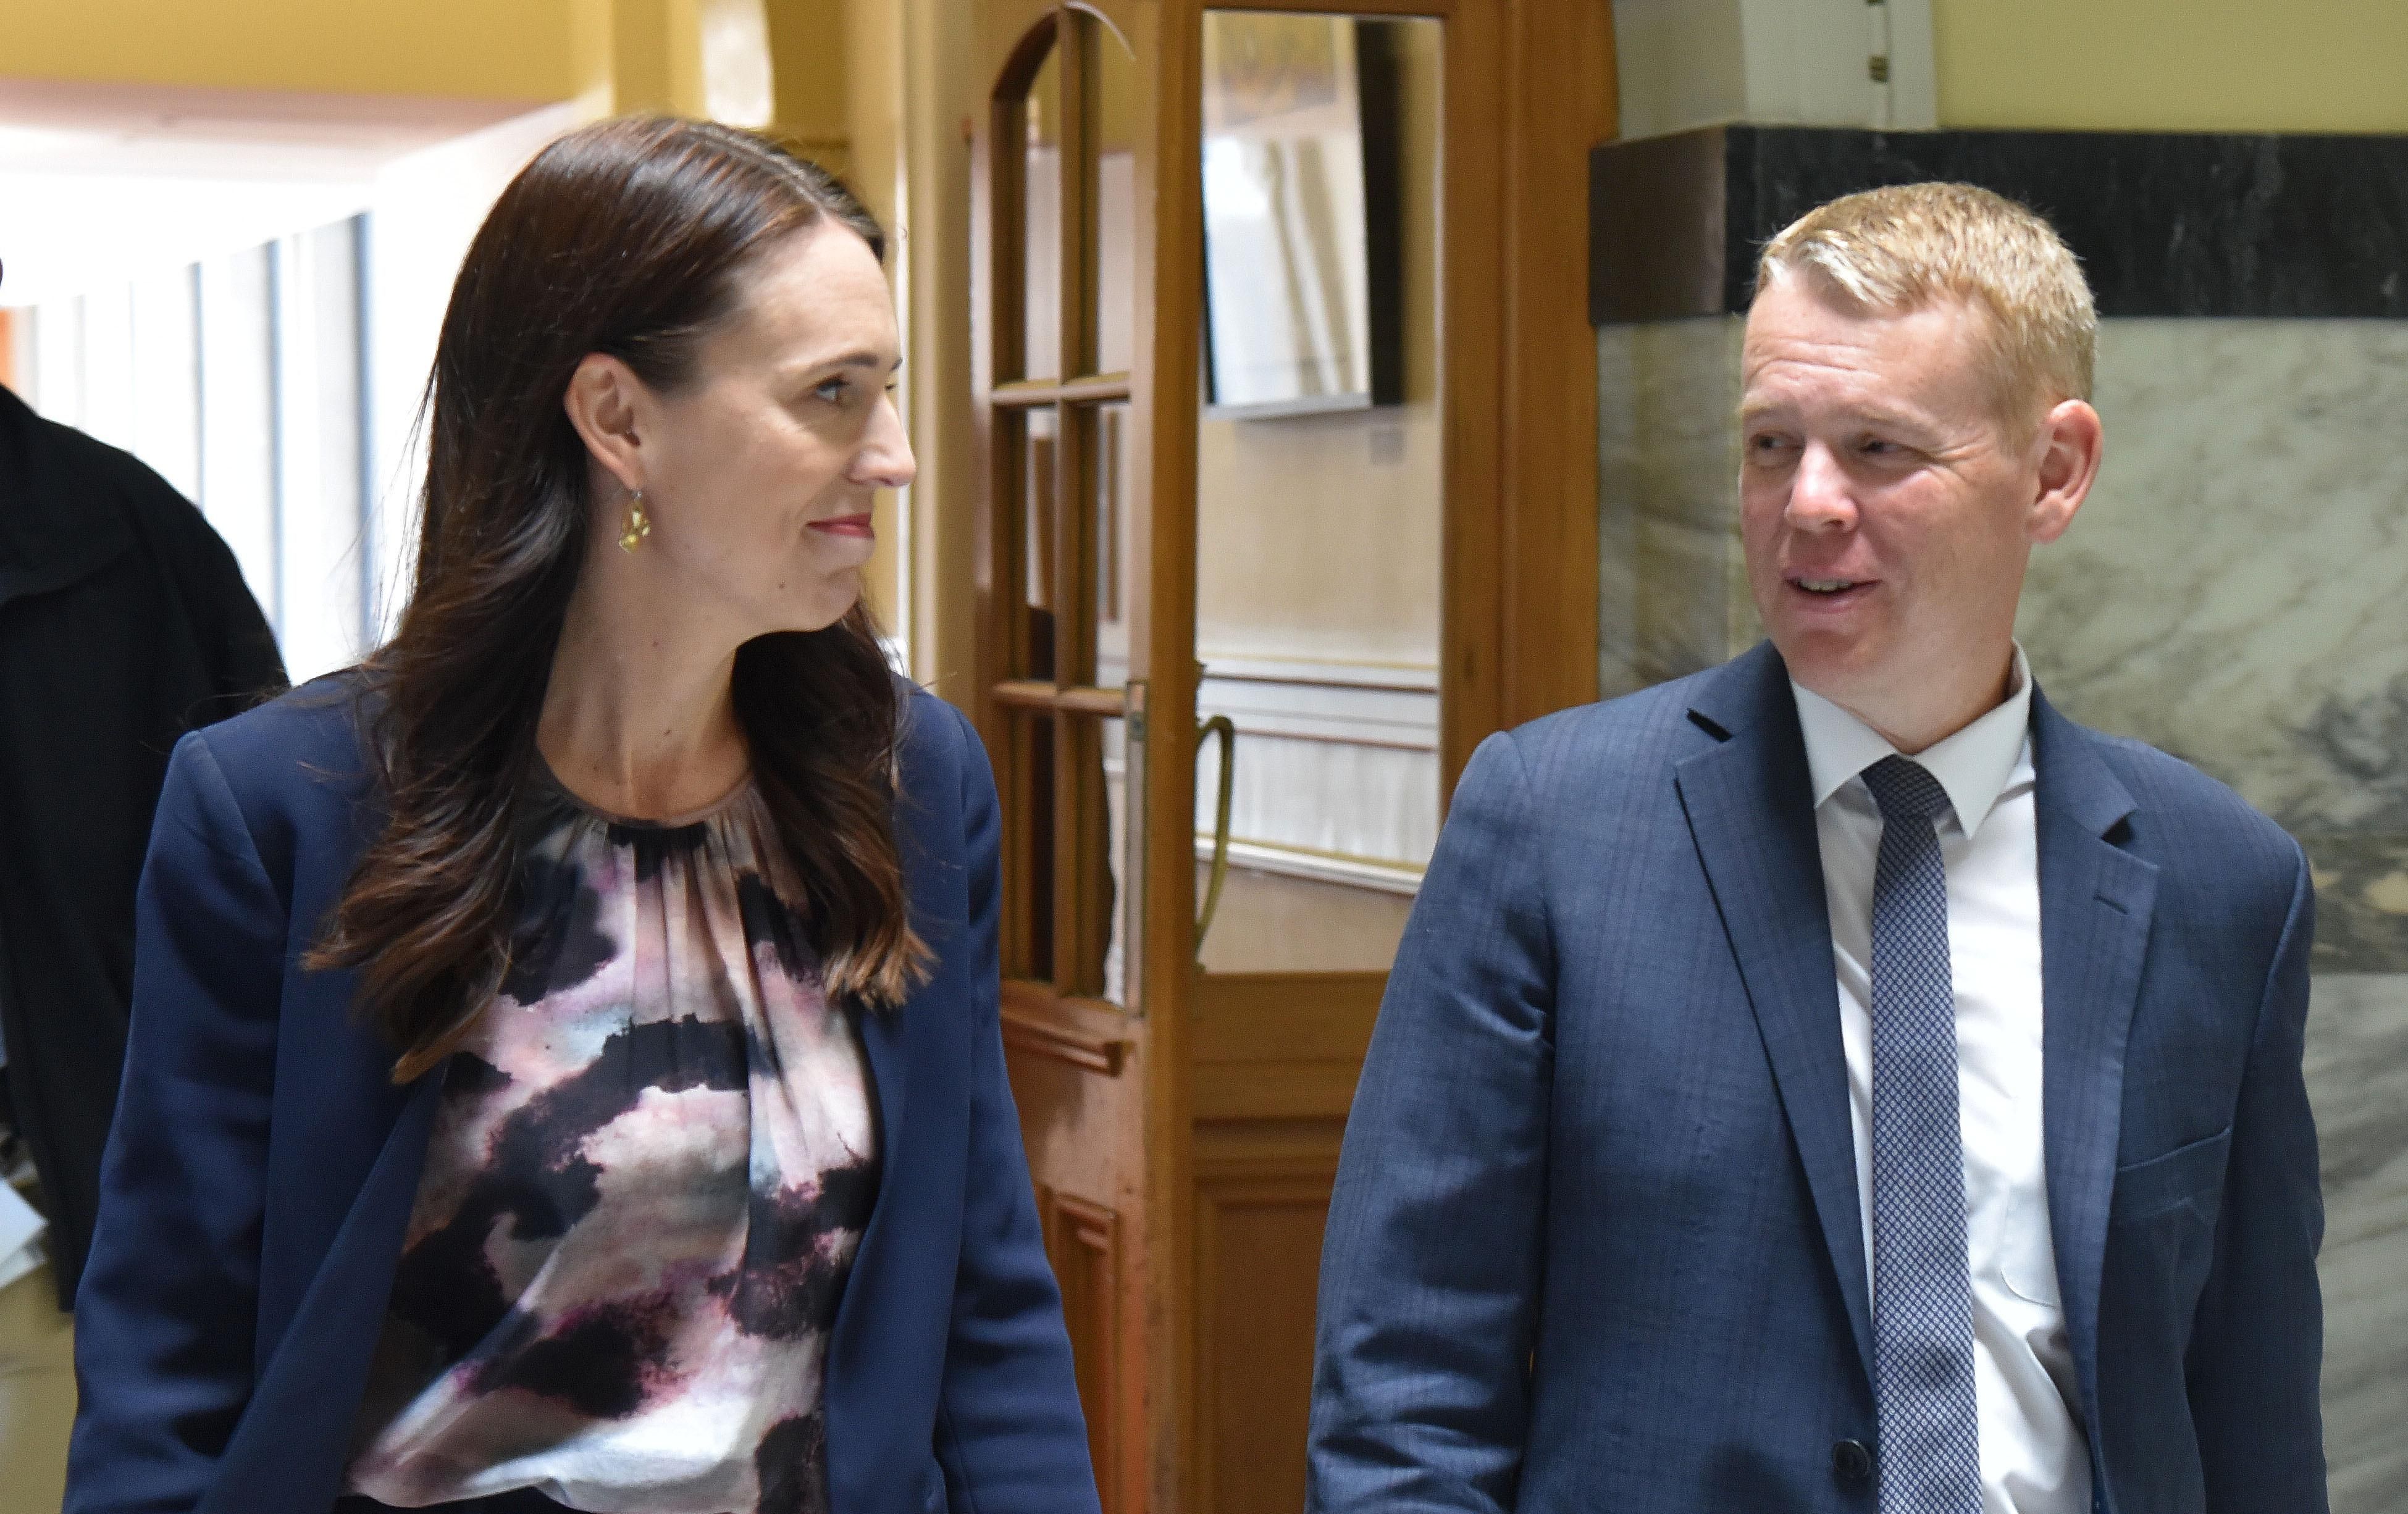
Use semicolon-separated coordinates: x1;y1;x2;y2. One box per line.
193;669;376;776
894;678;986;789
177;670;383;848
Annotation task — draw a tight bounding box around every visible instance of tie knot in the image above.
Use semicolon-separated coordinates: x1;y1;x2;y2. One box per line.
1860;755;1950;825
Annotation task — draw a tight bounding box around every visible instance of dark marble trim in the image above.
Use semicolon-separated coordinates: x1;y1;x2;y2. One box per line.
1590;126;2408;325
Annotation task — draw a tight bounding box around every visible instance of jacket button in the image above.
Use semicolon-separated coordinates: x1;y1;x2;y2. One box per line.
1832;1439;1875;1484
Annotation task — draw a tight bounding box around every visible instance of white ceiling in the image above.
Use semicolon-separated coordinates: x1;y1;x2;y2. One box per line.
0;77;538;305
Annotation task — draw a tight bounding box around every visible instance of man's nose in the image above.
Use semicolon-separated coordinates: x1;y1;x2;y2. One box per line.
1784;442;1855;532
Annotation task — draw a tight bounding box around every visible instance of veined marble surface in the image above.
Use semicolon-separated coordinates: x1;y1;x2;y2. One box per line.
2020;320;2408;972
2308;972;2408;1514
1596;316;1751;696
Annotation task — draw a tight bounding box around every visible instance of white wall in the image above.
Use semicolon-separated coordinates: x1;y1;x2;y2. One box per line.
4;99;574;680
360;102;582;639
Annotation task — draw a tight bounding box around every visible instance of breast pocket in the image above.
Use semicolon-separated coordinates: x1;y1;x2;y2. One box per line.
2110;1124;2233;1226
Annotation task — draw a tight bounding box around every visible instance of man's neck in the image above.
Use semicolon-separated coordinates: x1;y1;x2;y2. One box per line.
1818;646;2020;756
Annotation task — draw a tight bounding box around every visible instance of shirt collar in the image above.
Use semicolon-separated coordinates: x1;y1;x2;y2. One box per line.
1790;643;2035;831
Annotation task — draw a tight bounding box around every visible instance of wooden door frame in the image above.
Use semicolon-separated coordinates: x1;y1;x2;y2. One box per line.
963;1;1612;1507
1151;2;1613;1508
970;7;1182;1512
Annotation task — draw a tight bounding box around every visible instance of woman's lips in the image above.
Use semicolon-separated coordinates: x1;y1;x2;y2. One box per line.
808;512;876;539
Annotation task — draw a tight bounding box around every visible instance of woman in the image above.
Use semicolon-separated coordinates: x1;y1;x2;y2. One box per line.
65;118;1099;1514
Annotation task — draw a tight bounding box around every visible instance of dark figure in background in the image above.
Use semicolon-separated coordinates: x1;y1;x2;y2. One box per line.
0;274;283;1514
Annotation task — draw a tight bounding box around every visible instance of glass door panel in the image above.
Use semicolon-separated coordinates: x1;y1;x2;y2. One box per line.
1020;40;1064;382
1020;404;1059;680
1193;12;1441;974
1086;14;1142;377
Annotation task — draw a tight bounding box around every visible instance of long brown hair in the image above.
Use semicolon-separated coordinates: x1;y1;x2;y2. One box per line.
312;117;926;1083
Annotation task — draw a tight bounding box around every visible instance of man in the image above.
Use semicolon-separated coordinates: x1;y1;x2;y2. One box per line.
1308;184;2323;1513
0;267;285;1513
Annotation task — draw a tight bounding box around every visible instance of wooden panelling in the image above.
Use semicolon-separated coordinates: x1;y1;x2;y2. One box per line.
1193;971;1383;1123
1191;972;1386;1063
1001;993;1149;1514
1042;1186;1127;1513
1003;979;1133;1074
1192;1140;1349;1514
1189;972;1377;1510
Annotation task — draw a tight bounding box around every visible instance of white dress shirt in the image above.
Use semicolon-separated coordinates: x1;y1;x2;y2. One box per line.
1790;645;2091;1514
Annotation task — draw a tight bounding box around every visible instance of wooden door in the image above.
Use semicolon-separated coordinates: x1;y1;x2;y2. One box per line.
1170;2;1611;1509
971;6;1191;1512
970;2;1609;1509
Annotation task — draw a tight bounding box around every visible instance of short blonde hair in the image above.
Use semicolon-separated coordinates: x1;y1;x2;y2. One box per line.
1755;182;2097;431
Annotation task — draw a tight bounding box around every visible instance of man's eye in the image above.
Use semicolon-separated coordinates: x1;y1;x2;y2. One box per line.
814;378;852;403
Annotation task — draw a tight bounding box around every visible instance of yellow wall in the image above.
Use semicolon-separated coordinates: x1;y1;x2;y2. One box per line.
768;0;851;169
0;0;591;101
1932;0;2408;133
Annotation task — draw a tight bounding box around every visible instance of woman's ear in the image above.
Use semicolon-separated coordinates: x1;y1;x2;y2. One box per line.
563;354;649;494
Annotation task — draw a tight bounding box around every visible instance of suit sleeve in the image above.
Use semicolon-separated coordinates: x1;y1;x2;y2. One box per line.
933;706;1104;1514
65;733;284;1514
1307;730;1555;1514
2186;843;2326;1513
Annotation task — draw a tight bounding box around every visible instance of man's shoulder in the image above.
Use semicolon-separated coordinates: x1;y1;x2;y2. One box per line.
1491;666;1726;790
2050;714;2304;897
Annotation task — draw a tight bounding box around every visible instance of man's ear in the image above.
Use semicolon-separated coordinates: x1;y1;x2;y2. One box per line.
563;354;649;495
2028;398;2104;545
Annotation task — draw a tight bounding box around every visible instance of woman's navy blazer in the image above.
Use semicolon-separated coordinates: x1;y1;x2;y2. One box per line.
65;675;1101;1514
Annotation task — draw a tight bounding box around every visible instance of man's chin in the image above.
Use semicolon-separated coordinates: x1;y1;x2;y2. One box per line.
1769;625;1883;684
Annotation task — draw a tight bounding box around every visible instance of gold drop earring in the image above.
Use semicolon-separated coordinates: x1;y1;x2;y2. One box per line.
618;487;652;553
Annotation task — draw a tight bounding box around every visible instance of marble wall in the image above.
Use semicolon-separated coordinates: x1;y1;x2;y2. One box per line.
1598;314;2408;1511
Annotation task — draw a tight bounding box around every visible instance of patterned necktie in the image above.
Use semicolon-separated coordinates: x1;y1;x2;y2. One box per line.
1859;755;1981;1513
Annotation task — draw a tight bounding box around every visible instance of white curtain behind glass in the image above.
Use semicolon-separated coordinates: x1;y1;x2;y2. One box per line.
13;215;372;685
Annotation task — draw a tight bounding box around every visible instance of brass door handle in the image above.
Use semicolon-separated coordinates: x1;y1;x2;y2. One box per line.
1195;714;1236;958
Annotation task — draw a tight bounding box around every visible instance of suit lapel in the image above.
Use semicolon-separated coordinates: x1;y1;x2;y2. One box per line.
1676;645;1875;1384
2030;693;2156;1436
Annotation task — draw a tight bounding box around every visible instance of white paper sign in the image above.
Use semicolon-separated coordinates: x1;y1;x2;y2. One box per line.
0;1182;48;1294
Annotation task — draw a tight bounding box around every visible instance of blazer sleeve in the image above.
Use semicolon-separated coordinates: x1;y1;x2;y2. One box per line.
933;705;1104;1514
2186;844;2327;1513
65;732;285;1514
1307;730;1555;1514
